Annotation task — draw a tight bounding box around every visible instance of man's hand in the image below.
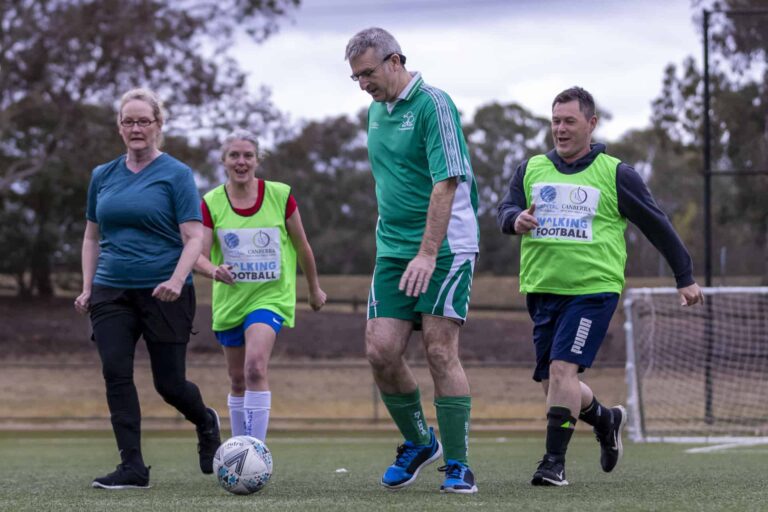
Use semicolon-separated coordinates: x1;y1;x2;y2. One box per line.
514;203;538;234
399;253;437;298
678;283;704;306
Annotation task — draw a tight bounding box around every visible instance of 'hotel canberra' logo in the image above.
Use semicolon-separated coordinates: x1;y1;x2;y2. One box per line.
569;187;588;204
540;186;557;203
253;230;271;248
223;232;239;249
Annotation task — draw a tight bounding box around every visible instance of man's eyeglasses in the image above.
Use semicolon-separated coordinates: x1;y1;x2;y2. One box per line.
120;118;157;128
350;53;405;82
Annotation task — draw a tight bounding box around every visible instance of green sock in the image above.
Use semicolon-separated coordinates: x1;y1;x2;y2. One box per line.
435;395;472;464
380;389;431;445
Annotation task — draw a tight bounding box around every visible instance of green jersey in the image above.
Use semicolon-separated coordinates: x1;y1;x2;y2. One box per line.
520;153;627;294
366;73;479;258
203;181;297;330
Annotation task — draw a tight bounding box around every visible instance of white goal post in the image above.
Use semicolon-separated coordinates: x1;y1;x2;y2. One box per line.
624;287;768;443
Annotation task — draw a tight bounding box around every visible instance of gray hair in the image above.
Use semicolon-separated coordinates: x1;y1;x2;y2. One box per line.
220;129;260;161
345;27;402;61
118;88;166;147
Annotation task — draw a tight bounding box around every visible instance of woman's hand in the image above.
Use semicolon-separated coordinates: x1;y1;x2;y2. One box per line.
152;278;184;302
74;290;91;314
308;287;327;311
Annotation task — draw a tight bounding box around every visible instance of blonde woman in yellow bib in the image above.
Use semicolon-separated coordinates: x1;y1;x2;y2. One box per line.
195;130;326;441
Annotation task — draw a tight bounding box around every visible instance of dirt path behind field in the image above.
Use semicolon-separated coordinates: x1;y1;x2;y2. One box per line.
0;358;626;431
0;296;628;431
0;296;628;363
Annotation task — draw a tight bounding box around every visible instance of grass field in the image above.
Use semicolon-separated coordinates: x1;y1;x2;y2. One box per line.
1;431;765;512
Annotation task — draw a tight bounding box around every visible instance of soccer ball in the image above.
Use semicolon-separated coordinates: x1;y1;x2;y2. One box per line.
213;436;273;495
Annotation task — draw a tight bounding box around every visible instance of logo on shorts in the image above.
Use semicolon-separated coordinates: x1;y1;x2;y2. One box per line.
571;317;592;355
223;232;240;249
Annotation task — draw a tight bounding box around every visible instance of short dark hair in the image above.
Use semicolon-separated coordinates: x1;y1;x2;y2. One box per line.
552;86;595;119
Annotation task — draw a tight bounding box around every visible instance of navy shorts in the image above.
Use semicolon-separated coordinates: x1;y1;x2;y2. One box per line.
214;309;284;347
526;292;619;382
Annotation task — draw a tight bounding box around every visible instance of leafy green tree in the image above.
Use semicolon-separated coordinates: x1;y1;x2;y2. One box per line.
464;102;551;274
693;0;768;284
258;113;377;274
0;0;298;295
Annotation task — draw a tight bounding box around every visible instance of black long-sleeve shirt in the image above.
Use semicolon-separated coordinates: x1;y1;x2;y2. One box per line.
496;143;694;288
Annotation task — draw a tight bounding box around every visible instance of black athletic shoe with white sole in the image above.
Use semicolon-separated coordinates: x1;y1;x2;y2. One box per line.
197;407;221;474
92;464;150;490
595;405;626;473
531;455;568;486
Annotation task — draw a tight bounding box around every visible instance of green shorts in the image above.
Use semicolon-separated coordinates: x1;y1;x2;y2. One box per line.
367;253;476;325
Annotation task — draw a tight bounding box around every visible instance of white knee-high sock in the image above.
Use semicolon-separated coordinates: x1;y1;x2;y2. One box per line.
227;394;246;437
244;390;271;442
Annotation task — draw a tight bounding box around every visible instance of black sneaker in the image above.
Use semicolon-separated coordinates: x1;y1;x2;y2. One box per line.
197;407;221;474
91;464;150;490
595;405;626;473
531;455;568;486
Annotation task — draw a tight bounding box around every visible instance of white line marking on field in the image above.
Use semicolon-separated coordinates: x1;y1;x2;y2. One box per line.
685;441;768;454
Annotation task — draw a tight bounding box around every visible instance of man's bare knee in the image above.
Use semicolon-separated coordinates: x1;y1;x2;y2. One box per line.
365;338;401;370
365;319;410;369
425;342;457;376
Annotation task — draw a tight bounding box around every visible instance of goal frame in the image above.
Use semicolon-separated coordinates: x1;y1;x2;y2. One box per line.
624;286;768;444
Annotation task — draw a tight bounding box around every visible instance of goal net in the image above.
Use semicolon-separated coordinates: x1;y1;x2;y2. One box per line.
624;287;768;443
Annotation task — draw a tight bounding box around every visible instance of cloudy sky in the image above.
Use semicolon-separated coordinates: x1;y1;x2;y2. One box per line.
231;0;702;141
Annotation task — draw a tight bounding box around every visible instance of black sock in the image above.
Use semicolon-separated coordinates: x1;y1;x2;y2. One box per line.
121;448;146;472
546;406;577;462
579;397;612;432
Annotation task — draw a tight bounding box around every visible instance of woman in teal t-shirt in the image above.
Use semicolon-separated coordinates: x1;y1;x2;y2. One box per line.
74;88;221;490
195;130;326;442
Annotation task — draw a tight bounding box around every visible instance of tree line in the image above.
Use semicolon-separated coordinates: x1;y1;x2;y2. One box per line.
1;0;766;296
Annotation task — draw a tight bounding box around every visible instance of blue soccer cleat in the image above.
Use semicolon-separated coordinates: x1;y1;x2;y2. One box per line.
381;427;442;490
439;459;478;494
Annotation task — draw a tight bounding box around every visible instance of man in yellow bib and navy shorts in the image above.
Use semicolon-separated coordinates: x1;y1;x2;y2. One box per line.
346;27;480;494
498;86;704;486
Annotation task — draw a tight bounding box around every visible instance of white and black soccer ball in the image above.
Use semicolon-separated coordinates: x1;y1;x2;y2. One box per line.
213;436;273;495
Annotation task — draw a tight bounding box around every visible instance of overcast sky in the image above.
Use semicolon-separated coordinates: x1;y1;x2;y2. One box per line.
231;0;702;141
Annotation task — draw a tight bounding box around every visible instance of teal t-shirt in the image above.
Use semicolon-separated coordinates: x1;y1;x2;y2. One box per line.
86;154;202;288
366;73;480;258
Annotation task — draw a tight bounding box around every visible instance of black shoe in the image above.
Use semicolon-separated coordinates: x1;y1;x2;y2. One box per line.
197;407;221;474
595;405;626;473
531;455;568;486
92;464;150;490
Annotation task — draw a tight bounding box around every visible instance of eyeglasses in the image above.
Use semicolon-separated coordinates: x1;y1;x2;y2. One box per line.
350;53;396;82
120;118;157;128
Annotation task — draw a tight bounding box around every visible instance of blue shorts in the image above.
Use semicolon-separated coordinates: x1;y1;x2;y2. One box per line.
526;292;619;382
214;309;284;347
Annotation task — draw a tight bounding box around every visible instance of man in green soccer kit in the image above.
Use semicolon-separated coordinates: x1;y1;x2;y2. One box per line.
498;87;704;486
345;27;480;494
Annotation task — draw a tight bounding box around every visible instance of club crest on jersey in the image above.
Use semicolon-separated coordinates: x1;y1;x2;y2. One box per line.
399;111;415;131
